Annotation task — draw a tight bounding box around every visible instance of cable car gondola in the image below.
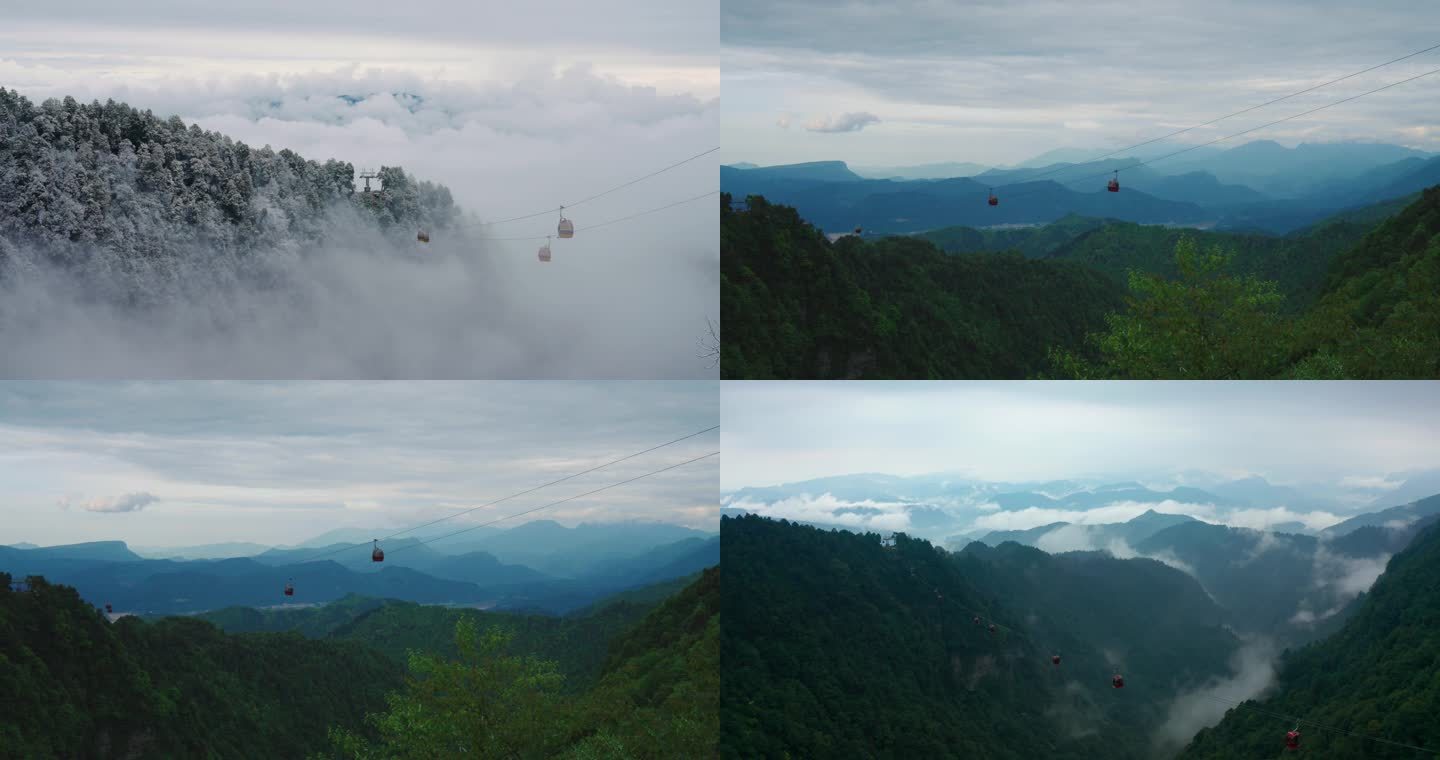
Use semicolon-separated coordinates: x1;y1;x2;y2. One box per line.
1107;171;1120;193
988;624;997;635
539;237;552;263
1285;729;1301;750
557;206;575;239
1052;655;1061;666
372;539;385;563
1112;674;1125;689
988;189;999;206
104;603;112;614
417;230;430;243
284;579;294;597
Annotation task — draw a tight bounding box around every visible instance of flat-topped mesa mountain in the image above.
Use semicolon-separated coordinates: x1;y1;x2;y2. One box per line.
0;88;459;268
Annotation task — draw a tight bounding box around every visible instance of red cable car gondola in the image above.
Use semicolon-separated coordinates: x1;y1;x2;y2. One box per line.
988;189;999;206
284;579;294;597
1112;674;1125;689
372;539;385;563
1285;729;1301;750
1107;171;1120;193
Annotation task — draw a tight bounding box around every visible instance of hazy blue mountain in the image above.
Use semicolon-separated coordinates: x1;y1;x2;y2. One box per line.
1321;493;1440;536
722;169;1210;233
1208;476;1340;511
723;160;864;184
0;540;141;563
852;161;989;180
132;542;273;559
975;510;1197;550
449;520;716;577
588;536;719;586
976;161;1267;207
1161;140;1431;197
4;542;38;549
726;161;759;169
988;485;1237;511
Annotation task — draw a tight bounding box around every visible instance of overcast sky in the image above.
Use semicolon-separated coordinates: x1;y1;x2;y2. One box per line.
0;0;717;378
0;382;718;547
722;0;1440;166
721;381;1440;490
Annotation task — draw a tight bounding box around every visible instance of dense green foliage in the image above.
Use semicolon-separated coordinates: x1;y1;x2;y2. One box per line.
0;573;402;758
1178;523;1440;758
1055;187;1440;378
721;515;1240;759
724;187;1438;378
320;567;719;759
721;194;1125;378
920;214;1108;259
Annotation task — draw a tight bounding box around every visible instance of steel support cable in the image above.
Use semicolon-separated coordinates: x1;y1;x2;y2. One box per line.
992;41;1440;190
290;425;718;565
994;64;1440;204
467;147;719;227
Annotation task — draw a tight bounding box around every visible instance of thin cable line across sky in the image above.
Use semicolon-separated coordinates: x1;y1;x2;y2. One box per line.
997;41;1440;190
995;64;1440;202
292;425;718;565
388;450;720;555
470;147;719;227
481;191;719;241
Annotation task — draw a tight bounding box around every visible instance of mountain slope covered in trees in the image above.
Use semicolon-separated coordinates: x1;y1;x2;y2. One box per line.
320;567;719;759
0;572;401;758
0;88;456;269
721;194;1125;378
721;515;1242;759
1178;522;1440;758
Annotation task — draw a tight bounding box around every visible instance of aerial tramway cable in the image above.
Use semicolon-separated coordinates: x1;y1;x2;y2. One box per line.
994;41;1440;190
468;147;719;227
993;63;1440;204
289;424;718;566
386;450;719;556
481;190;719;242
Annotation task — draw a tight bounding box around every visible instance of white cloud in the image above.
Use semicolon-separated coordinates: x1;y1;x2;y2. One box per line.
60;492;161;514
1063;119;1102;130
805;111;880;133
728;492;913;532
1;66;719;378
971;500;1222;533
1154;638;1279;750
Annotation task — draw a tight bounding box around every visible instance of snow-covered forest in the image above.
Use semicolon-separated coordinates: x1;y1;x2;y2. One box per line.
0;88;457;265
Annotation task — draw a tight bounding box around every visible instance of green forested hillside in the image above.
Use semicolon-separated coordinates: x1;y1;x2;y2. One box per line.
721;515;1239;759
321;567;719;759
0;573;401;758
721;194;1125;378
920;214;1108;258
1178;522;1440;758
1062;186;1440;378
723;187;1437;378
